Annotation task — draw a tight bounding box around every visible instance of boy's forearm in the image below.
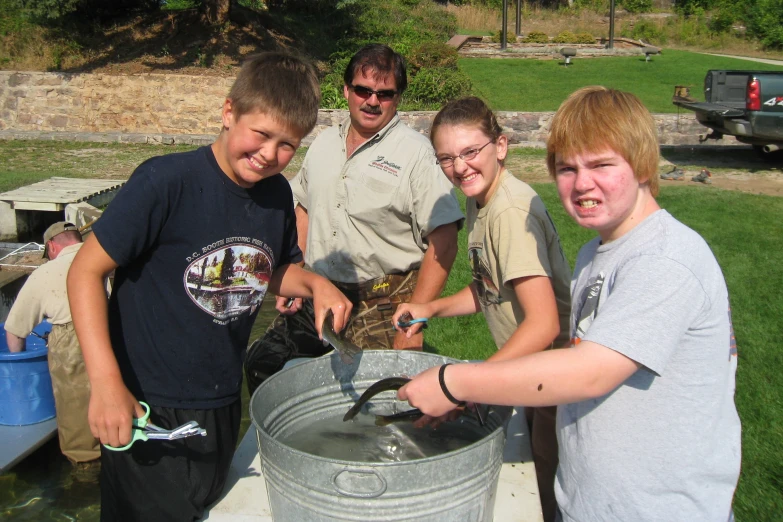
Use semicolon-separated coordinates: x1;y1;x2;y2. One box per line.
450;342;640;407
270;263;321;298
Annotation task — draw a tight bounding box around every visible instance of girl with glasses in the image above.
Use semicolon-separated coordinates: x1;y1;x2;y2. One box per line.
392;96;571;522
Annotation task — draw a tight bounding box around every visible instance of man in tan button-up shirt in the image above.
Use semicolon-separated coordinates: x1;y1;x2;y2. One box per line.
5;222;101;466
246;44;464;392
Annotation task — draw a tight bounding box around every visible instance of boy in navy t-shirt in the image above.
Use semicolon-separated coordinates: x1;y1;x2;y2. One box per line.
67;52;352;521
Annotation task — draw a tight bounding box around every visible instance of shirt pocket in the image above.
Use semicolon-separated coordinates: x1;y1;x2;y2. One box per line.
346;168;400;226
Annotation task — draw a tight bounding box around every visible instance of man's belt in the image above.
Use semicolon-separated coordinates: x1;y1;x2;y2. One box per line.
331;270;419;305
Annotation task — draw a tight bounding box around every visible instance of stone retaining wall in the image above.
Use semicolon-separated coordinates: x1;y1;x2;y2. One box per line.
0;70;735;147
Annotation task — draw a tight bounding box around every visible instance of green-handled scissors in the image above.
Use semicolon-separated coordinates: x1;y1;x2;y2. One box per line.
103;401;207;452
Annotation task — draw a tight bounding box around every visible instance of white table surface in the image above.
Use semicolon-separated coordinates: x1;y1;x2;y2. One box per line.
203;407;543;522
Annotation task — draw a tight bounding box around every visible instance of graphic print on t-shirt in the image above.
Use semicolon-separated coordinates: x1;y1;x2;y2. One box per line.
572;272;605;346
469;245;501;306
184;243;273;321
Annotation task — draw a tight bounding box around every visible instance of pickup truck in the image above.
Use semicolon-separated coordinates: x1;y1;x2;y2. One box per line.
673;69;783;159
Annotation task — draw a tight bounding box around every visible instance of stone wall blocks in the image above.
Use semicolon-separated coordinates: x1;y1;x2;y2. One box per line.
41;76;66;87
46;115;69;128
7;73;31;87
0;111;12;128
0;72;720;147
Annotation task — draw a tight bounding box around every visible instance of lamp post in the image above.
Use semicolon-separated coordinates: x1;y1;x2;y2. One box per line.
501;0;508;51
608;0;615;49
515;0;522;37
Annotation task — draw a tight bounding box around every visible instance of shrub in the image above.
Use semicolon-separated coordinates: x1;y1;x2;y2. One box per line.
320;84;348;110
339;0;456;56
573;0;609;10
709;9;735;34
553;31;578;43
523;31;549;43
408;41;459;75
745;0;783;49
630;19;667;44
618;0;652;13
320;55;351;109
575;32;596;44
490;29;515;45
404;67;472;106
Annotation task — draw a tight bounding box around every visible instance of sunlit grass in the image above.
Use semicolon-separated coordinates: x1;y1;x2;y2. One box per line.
461;49;783;113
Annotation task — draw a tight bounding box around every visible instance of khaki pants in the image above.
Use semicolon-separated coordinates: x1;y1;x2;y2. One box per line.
48;323;100;464
527;405;559;522
245;271;418;395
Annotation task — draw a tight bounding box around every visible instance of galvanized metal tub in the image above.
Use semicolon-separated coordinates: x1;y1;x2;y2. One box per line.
250;350;509;522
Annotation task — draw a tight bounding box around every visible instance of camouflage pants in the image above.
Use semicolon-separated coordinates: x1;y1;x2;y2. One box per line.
49;323;100;464
245;271;418;395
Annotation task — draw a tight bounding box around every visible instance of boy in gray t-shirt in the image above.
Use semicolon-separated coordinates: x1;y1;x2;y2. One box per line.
397;86;740;521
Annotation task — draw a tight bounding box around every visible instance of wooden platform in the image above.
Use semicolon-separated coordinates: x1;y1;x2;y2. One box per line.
0;177;125;212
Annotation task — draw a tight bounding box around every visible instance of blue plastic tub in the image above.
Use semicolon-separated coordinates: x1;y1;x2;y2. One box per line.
0;321;56;425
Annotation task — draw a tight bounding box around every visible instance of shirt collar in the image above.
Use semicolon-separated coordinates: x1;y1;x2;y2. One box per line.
56;242;83;258
339;113;401;144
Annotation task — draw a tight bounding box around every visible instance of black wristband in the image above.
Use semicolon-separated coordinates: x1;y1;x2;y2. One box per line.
438;364;465;406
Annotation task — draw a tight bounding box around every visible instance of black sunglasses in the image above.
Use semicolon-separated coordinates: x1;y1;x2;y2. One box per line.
349;84;398;101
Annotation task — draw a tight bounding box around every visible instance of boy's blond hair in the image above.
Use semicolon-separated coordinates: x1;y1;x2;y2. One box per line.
228;52;321;138
547;86;659;197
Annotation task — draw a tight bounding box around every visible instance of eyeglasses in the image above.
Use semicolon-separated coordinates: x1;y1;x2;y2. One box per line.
436;141;493;168
349;84;398;101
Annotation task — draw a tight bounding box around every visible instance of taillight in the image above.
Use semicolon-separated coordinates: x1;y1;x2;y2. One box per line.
747;77;761;111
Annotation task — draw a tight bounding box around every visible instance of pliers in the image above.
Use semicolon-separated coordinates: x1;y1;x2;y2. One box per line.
103;402;207;452
396;312;429;330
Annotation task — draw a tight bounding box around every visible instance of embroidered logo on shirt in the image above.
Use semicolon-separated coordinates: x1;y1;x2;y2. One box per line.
369;155;401;177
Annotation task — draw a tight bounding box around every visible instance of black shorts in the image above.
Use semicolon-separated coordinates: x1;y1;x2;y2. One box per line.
100;400;241;522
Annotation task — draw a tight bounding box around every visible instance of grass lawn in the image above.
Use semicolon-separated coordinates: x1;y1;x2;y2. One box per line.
0;141;780;520
460;49;783;113
0;140;199;193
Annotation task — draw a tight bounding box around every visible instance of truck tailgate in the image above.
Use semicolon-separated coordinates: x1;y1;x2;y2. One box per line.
673;100;745;118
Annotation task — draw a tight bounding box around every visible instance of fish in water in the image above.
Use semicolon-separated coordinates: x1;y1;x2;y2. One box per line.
321;313;362;364
375;408;424;426
343;377;411;422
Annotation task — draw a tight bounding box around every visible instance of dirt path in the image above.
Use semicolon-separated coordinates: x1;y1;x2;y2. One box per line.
506;146;783;197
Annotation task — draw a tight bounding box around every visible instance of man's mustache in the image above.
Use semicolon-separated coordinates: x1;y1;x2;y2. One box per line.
360;105;382;115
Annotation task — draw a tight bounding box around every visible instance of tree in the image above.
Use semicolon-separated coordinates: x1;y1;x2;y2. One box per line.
203;0;230;25
220;248;236;286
